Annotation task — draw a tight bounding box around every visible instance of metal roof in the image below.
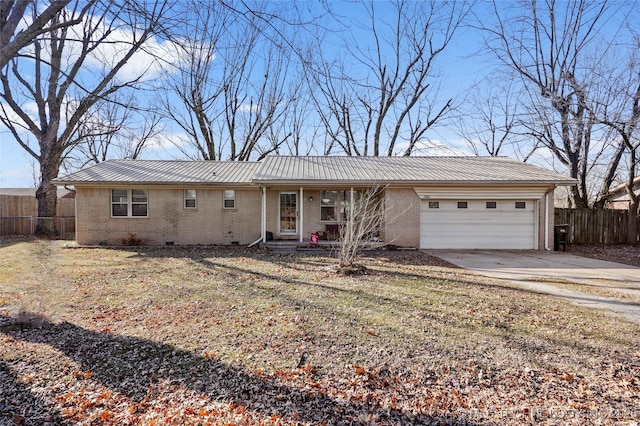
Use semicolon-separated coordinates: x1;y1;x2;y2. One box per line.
52;160;261;185
252;156;576;185
52;156;576;186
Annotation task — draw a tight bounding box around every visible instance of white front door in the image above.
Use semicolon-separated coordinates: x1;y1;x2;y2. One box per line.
279;192;297;234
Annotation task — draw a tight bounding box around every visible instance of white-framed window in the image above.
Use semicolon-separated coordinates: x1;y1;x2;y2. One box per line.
320;190;359;221
428;201;440;209
111;189;148;217
486;201;497;209
184;189;197;209
515;201;526;209
457;201;468;209
223;189;236;209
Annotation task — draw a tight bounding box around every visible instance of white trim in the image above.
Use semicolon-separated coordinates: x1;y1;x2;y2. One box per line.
419;199;536;249
414;187;547;200
349;187;354;237
184;189;197;209
534;199;539;250
110;188;148;218
261;187;266;242
278;191;298;235
299;187;304;242
223;189;236;209
545;191;550;250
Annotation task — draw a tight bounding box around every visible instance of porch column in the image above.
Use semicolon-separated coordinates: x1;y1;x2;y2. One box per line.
349;187;354;237
299;186;304;242
261;187;267;242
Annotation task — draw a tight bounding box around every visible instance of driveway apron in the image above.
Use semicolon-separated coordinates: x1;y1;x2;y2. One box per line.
427;250;640;324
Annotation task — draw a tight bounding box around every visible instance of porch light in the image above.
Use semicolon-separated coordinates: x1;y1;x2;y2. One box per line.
308;196;313;202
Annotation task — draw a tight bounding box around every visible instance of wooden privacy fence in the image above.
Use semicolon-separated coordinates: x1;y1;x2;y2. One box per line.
0;194;75;238
554;208;640;244
0;216;75;238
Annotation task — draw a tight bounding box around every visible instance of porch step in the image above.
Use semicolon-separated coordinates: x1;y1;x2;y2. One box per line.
263;241;333;254
268;246;298;254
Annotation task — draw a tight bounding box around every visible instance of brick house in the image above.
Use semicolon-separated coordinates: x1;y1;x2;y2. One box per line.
53;156;575;249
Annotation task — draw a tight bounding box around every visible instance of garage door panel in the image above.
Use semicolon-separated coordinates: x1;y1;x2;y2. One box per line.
420;199;535;249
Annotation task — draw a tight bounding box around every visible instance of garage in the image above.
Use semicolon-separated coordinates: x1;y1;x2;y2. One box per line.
419;198;537;249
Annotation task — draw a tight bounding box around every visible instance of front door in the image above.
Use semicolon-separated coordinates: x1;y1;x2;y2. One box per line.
279;192;297;234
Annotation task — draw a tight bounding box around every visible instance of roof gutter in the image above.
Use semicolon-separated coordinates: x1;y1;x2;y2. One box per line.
251;179;578;187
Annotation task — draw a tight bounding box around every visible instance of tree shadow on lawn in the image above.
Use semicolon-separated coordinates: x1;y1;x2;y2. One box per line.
0;359;70;425
1;313;484;425
130;246;630;341
132;250;632;370
106;245;451;270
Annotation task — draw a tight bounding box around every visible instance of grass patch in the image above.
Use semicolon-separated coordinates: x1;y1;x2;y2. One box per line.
521;276;640;305
1;241;639;425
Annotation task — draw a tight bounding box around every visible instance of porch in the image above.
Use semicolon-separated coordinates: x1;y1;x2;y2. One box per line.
261;238;388;254
259;186;384;244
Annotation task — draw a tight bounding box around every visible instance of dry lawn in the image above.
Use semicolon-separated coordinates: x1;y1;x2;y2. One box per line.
1;240;639;425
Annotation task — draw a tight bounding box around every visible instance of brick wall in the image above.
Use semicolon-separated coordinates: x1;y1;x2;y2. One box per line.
76;186;261;245
384;188;421;248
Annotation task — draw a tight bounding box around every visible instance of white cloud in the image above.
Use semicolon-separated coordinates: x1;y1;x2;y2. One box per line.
14;6;185;85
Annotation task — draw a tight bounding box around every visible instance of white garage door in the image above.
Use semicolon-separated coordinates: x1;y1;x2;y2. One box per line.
420;199;536;249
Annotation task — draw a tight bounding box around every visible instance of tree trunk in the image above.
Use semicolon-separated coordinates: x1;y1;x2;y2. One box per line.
35;153;61;235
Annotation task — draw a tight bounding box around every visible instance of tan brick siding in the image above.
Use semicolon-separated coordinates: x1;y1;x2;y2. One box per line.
75;186;261;245
384;188;420;248
75;185;554;250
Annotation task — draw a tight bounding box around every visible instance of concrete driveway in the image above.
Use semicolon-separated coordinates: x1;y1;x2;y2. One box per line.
427;250;640;324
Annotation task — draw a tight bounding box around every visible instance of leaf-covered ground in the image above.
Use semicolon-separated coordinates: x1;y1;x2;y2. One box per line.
1;240;639;425
569;244;640;268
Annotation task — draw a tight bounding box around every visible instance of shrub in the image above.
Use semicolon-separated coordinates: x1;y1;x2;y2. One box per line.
119;233;144;246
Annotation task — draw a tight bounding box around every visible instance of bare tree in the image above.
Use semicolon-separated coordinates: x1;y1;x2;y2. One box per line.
161;0;309;161
597;40;640;243
0;0;94;69
0;0;171;233
309;0;469;157
158;0;230;160
221;39;294;161
275;78;322;156
64;94;164;170
336;185;413;271
337;186;387;271
456;78;541;159
480;0;629;208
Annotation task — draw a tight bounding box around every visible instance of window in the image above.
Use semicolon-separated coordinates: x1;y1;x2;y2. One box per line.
457;201;468;209
321;190;339;221
184;189;197;209
223;190;236;209
111;189;147;217
515;201;526;209
486;201;497;209
320;190;359;221
428;201;440;209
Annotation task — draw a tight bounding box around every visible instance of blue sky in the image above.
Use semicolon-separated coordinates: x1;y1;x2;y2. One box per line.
0;1;492;188
0;1;629;188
